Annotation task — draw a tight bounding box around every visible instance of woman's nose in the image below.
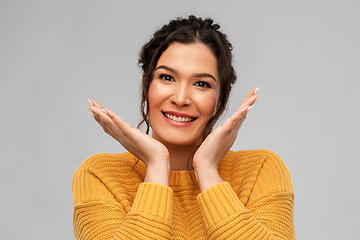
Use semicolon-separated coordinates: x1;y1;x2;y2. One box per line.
170;84;191;106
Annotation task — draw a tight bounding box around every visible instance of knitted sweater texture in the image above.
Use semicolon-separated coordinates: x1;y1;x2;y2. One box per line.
72;149;295;239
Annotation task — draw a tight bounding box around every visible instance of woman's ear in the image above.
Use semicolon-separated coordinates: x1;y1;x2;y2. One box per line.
142;72;145;78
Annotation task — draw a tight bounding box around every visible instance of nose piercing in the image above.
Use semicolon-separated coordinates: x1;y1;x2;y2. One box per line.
170;96;190;105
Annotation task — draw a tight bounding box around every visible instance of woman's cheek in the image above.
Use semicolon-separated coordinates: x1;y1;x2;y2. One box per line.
197;92;218;117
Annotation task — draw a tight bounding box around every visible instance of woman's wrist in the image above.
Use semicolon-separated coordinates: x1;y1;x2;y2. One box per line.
194;166;223;192
144;161;171;187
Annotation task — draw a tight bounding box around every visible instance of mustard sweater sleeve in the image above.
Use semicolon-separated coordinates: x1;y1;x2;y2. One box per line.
72;166;173;240
197;152;295;239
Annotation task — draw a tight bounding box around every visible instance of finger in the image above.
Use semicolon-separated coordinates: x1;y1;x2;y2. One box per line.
98;108;138;143
89;105;110;122
241;95;259;108
103;108;133;135
87;98;106;121
234;104;251;118
241;87;259;105
87;99;105;119
88;107;120;139
234;101;257;130
92;112;115;135
240;88;256;105
95;111;129;143
87;107;102;124
89;99;104;109
219;107;244;132
234;113;247;130
101;120;123;141
99;111;145;150
222;104;252;133
86;104;136;147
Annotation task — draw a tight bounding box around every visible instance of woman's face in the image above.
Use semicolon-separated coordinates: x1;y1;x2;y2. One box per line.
148;42;219;147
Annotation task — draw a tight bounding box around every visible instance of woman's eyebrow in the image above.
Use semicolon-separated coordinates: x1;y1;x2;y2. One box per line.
155;65;217;82
154;65;178;74
192;73;216;82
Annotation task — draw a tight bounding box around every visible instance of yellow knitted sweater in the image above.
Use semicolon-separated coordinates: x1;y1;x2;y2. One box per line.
72;149;295;239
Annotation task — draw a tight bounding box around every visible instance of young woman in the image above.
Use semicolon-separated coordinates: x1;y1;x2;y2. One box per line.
72;16;295;239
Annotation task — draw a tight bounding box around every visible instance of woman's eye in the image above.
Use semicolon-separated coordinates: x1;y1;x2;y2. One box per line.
195;81;211;88
159;74;174;81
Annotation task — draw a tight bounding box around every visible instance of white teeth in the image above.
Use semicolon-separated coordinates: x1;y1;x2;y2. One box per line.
165;113;193;122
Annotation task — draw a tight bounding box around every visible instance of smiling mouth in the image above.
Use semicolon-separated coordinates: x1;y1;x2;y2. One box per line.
163;112;196;123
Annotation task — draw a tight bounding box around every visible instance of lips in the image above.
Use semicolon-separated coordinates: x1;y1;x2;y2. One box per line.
162;111;197;123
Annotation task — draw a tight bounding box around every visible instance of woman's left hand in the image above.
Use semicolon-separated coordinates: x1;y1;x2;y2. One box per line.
193;87;259;191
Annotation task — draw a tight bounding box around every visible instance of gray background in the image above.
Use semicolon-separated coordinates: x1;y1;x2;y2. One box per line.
1;0;359;239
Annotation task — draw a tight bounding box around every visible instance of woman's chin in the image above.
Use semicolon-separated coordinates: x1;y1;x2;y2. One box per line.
152;131;202;148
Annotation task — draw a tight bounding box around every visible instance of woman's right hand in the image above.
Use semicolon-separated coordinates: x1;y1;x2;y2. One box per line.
87;99;170;186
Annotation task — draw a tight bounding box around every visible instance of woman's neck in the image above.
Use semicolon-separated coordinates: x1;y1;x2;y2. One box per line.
163;142;199;171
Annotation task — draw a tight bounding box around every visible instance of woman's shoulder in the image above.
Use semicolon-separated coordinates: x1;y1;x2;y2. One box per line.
74;152;146;176
224;149;287;167
72;152;147;193
75;152;129;169
221;149;293;193
72;152;146;207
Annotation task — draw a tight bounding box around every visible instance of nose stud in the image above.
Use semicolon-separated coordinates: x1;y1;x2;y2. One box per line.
169;96;191;105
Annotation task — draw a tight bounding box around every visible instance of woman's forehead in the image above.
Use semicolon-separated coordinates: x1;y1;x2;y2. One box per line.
156;42;219;80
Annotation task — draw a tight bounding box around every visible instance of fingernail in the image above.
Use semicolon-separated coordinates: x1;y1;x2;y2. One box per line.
87;99;94;106
87;109;94;117
101;109;107;114
254;87;260;95
255;97;260;102
247;106;253;112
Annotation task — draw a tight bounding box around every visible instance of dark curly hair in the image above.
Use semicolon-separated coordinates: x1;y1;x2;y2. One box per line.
138;15;237;138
